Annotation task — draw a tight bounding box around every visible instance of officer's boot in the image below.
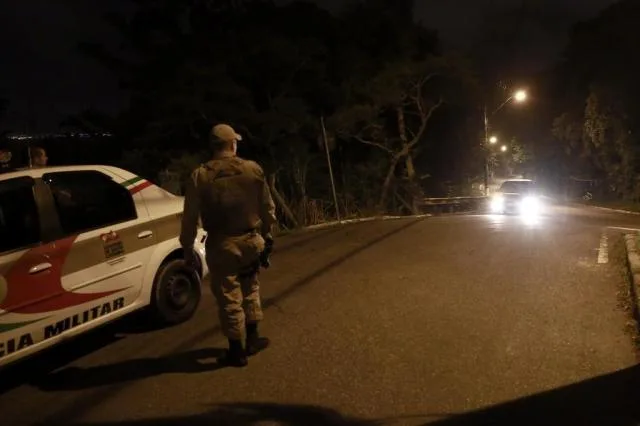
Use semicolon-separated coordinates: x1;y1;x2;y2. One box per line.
246;322;270;356
217;339;248;367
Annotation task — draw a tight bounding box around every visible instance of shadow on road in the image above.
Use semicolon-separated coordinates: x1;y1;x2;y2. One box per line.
0;326;125;395
62;402;378;426
32;347;227;391
0;310;178;394
34;365;640;425
423;364;640;426
43;362;640;425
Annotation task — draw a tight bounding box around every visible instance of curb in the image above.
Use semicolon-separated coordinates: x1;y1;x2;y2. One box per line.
273;214;431;237
304;214;431;231
623;233;640;320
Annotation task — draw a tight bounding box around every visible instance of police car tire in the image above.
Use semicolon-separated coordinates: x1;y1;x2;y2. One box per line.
150;258;202;325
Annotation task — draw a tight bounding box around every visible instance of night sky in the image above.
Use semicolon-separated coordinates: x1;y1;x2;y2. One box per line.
0;0;619;133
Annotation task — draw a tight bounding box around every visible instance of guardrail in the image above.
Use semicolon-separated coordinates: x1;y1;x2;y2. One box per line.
419;196;488;214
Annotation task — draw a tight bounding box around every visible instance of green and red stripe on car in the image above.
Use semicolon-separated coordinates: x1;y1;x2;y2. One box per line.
121;176;153;194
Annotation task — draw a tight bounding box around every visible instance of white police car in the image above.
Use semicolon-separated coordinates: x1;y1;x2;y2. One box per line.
0;165;208;368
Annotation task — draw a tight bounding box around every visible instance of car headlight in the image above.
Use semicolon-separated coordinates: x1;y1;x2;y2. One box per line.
490;195;504;212
520;196;540;214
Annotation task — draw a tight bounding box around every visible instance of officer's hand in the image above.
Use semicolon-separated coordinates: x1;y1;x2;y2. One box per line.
260;236;274;269
264;236;274;250
184;249;198;269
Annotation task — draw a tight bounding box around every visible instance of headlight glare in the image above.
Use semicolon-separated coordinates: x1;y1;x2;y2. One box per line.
520;196;541;214
490;195;504;213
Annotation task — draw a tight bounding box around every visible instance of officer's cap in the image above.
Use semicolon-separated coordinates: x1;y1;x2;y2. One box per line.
211;123;242;144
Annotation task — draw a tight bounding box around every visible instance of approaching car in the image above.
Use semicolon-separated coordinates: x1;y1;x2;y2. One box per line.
490;179;543;215
0;165;208;368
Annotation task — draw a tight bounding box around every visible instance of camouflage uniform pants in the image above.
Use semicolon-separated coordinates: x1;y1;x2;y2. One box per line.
206;232;266;340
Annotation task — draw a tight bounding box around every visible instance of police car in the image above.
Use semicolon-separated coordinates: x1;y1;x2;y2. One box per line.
0;164;208;368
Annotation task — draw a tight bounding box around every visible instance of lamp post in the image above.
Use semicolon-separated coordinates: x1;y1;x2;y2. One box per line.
483;89;527;196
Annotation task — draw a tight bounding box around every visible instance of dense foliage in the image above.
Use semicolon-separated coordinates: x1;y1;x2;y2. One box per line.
65;0;494;226
7;0;638;225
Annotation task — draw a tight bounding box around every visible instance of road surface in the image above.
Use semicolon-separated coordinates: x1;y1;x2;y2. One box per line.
1;204;639;426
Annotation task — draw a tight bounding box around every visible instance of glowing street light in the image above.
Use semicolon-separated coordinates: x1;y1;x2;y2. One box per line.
514;90;527;103
483;86;530;196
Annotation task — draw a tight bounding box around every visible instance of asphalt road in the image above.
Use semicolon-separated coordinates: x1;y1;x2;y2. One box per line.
1;204;640;426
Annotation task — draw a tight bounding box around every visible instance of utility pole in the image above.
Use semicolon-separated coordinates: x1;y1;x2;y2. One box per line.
482;89;527;196
483;104;489;196
320;116;341;222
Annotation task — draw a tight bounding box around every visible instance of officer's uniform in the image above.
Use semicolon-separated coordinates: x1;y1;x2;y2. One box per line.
180;124;276;366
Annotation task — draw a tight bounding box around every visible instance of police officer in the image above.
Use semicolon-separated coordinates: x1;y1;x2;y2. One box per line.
180;123;277;367
29;146;48;168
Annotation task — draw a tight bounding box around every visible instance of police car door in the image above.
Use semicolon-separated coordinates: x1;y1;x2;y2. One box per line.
39;170;155;336
0;176;63;365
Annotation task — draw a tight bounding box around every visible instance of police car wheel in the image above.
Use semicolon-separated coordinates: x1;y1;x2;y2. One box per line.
150;259;202;325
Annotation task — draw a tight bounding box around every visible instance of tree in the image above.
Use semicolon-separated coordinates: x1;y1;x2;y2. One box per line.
330;59;439;211
492;137;532;178
82;0;345;226
330;53;478;211
583;86;637;199
81;0;480;221
547;0;640;199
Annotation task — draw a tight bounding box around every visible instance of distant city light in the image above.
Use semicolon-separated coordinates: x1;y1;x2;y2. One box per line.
5;132;113;141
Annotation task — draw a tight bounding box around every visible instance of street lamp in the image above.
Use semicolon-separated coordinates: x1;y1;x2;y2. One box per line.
500;145;508;152
483;88;528;196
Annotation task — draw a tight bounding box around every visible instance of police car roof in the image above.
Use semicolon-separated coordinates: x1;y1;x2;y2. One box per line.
0;165;132;181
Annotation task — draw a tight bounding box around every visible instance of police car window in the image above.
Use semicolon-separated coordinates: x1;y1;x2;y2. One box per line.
43;171;137;235
0;177;41;253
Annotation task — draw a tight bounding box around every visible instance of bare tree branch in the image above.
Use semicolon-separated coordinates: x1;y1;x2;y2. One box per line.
361;122;385;135
418;73;439;88
410;72;439;116
408;97;444;149
353;135;394;154
406;127;417;141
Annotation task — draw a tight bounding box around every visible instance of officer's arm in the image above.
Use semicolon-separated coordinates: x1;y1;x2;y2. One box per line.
179;169;201;250
258;168;277;238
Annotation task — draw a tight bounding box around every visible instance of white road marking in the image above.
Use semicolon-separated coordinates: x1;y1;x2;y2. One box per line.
607;226;640;232
594;206;640;215
597;233;609;264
